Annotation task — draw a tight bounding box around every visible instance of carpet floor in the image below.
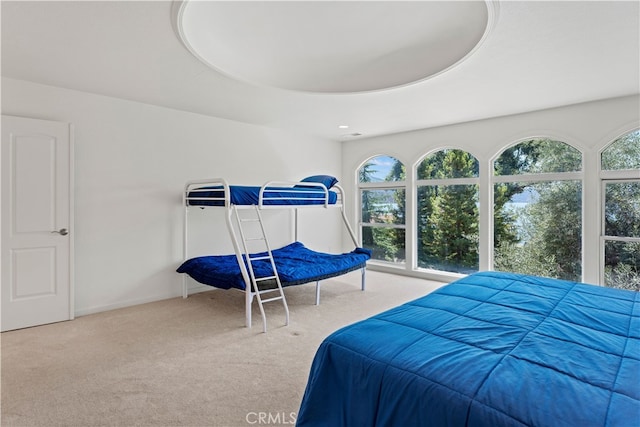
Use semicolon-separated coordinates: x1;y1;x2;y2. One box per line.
1;270;443;427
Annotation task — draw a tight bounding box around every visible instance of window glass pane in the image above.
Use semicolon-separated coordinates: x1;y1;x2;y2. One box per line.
602;130;640;171
417;184;479;274
605;181;640;238
359;155;406;266
361;189;405;225
362;227;405;263
359;155;405;182
493;180;582;282
417;149;479;180
604;240;640;291
494;139;581;175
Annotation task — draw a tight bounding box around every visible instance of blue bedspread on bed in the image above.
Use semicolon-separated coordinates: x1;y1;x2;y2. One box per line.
177;241;370;290
187;185;338;206
297;271;640;427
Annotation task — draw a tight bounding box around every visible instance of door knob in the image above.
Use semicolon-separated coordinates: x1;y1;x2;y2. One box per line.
52;228;69;236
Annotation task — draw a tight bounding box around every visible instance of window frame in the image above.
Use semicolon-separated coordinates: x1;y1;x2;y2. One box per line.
599;177;640;288
357;157;407;266
599;130;640;287
351;130;640;287
490;139;585;282
414;149;480;276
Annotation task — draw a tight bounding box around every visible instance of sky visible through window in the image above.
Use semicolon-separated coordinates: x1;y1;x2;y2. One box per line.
364;155;397;182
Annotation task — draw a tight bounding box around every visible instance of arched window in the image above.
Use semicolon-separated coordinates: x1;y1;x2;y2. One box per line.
600;130;640;290
358;155;405;263
416;149;479;274
493;138;583;281
601;130;640;171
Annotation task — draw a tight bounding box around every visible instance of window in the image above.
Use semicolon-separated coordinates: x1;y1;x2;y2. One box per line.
601;130;640;291
359;155;406;263
493;139;583;282
601;130;640;170
416;149;479;274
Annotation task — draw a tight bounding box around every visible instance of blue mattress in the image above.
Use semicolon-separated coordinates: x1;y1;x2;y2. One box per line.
187;185;338;206
297;271;640;426
177;241;370;291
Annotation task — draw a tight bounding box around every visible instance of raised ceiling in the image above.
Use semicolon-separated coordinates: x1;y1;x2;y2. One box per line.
1;1;639;141
176;1;490;93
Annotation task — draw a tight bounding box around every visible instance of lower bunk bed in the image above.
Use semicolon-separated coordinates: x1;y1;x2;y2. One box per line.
297;271;639;426
177;241;370;303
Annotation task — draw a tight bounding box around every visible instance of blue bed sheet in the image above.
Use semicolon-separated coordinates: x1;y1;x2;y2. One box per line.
177;241;370;290
187;185;338;206
297;271;640;427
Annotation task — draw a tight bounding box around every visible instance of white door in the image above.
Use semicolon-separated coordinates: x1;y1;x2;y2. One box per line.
1;115;74;331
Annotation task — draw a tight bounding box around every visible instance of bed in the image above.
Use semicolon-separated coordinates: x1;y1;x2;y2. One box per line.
178;176;370;332
297;271;640;426
185;184;338;207
177;241;370;291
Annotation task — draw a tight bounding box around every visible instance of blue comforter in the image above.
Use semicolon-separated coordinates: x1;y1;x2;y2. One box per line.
177;241;370;290
187;185;338;206
297;271;640;426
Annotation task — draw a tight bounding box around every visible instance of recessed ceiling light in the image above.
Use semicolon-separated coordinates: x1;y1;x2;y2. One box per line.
338;125;349;129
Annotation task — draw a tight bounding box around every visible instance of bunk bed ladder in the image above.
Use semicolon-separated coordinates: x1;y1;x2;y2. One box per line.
233;205;290;333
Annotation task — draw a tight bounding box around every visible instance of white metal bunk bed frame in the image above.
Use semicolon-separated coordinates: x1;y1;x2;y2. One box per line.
182;178;364;332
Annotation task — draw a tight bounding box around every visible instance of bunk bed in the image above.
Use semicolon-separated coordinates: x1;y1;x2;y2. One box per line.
297;271;640;426
177;176;371;332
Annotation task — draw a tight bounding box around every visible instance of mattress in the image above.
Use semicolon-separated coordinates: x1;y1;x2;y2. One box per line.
297;271;640;426
186;185;338;206
177;241;370;290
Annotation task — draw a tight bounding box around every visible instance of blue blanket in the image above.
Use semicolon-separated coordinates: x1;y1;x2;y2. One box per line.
297;271;640;426
187;185;338;206
177;241;370;290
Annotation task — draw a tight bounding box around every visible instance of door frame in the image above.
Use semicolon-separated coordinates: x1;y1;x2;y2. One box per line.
1;115;75;330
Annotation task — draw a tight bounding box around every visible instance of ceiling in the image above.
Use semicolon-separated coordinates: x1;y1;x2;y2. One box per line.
177;1;490;93
2;1;639;142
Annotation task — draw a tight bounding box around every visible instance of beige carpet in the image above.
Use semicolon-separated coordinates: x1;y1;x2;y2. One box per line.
1;270;444;427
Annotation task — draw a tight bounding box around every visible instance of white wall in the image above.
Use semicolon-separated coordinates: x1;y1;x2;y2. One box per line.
4;77;637;315
2;78;344;316
342;95;640;284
